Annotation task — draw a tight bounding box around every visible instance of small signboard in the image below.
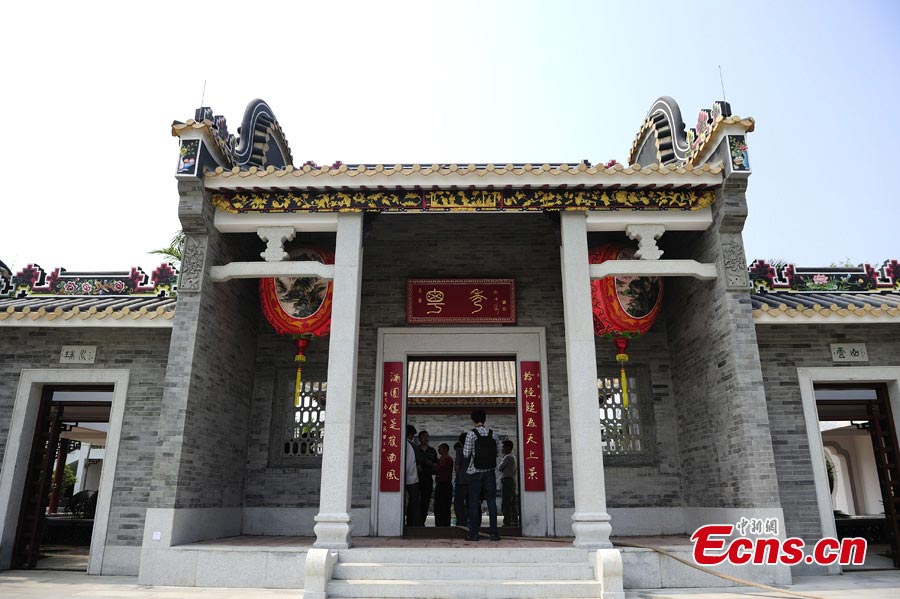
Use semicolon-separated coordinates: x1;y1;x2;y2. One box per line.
830;343;868;363
379;362;404;492
520;361;546;492
406;278;516;324
60;346;97;364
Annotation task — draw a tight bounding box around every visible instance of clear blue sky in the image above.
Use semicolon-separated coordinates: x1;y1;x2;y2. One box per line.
1;0;897;269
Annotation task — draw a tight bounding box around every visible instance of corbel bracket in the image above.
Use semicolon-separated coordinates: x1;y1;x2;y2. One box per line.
626;224;665;260
257;226;296;262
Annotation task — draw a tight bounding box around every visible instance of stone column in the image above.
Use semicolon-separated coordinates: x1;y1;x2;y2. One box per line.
314;213;364;549
559;211;613;549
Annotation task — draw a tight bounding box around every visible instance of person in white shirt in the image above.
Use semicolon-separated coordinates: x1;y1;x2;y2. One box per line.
462;408;499;541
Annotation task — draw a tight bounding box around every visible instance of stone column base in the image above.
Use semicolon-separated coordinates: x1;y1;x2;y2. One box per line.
313;512;352;549
572;511;613;549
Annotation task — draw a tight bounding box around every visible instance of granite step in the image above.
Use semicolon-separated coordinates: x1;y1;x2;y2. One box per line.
333;561;594;581
326;578;605;599
337;547;589;564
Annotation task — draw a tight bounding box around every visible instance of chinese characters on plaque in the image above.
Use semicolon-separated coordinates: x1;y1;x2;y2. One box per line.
380;362;403;492
520;361;546;491
830;343;868;363
406;279;516;324
60;346;97;364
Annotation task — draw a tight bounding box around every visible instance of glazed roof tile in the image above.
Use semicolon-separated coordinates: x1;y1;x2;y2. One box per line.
203;160;724;182
407;360;517;398
0;296;176;324
750;291;900;321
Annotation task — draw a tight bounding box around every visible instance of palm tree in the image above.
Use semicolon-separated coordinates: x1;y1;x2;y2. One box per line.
150;231;185;264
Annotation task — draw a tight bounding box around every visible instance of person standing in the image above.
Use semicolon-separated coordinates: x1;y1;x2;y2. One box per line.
418;430;438;525
498;439;519;527
454;433;470;528
404;425;421;528
433;443;454;526
462;408;499;541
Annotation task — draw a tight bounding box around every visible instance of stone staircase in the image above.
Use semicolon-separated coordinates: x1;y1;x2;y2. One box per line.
326;546;604;599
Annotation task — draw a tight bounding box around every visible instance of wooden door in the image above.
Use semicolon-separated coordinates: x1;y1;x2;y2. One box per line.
12;389;63;569
867;387;900;568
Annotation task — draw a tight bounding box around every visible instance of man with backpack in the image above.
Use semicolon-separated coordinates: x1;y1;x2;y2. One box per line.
462;408;500;541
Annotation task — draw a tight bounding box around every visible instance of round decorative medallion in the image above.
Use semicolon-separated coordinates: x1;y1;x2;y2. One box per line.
259;248;334;337
590;243;663;338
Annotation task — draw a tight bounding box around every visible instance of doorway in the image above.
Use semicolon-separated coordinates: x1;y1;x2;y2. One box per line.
372;328;553;538
404;357;521;538
816;384;899;570
0;369;130;575
12;386;112;571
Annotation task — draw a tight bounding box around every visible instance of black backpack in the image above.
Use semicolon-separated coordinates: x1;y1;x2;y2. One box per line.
472;429;497;470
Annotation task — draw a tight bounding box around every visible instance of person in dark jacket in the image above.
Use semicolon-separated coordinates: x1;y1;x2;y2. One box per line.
433;443;454;526
454;433;470;527
405;425;422;527
418;430;438;525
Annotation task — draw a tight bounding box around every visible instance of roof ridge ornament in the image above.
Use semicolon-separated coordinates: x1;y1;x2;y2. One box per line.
173;99;293;177
749;259;900;293
2;263;179;299
628;97;753;171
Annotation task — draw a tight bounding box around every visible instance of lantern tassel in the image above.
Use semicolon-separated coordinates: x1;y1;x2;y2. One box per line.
614;337;629;409
294;336;310;407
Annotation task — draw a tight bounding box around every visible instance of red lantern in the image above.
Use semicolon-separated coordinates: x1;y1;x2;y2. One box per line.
590;243;663;407
259;248;334;406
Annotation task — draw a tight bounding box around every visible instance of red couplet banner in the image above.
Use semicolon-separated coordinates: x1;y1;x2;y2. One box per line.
519;361;546;491
407;279;516;324
380;362;404;492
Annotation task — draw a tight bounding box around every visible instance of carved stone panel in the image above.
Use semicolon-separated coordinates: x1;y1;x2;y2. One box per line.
179;236;208;292
720;234;750;290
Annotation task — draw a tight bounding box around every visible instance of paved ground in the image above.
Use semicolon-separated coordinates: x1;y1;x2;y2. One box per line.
0;569;898;599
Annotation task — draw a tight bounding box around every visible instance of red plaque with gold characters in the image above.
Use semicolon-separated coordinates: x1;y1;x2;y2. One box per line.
520;361;545;492
380;362;404;492
406;279;516;324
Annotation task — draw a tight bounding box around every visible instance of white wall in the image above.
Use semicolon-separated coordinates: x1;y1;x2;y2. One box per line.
823;446;854;515
822;427;884;517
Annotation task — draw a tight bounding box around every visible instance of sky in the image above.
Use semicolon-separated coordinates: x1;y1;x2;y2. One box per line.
1;0;898;271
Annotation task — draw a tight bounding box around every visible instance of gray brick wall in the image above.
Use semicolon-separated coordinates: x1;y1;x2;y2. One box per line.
0;327;171;547
407;413;518;447
242;213;686;512
350;213;683;511
149;184;261;509
353;214;573;508
756;322;900;544
599;321;682;507
663;180;781;508
243;323;330;507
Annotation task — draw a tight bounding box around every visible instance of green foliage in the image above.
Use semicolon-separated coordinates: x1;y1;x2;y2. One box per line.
828;258;857;268
150;231;185;264
53;463;77;496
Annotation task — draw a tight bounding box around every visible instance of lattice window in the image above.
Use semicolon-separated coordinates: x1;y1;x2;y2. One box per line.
598;372;654;463
282;380;326;458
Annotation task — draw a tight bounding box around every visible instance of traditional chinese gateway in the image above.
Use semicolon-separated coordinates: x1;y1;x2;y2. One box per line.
0;97;898;598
